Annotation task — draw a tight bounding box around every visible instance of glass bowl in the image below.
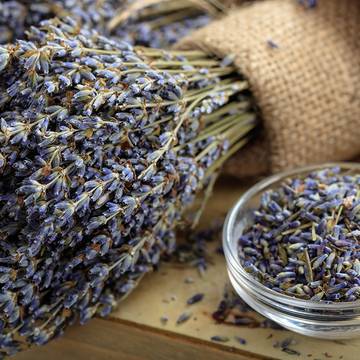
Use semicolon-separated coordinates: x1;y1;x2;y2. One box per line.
223;163;360;339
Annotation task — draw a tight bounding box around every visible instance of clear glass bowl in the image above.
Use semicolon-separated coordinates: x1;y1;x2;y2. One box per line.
223;163;360;339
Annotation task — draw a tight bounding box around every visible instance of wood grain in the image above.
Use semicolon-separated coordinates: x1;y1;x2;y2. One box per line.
17;318;275;360
15;178;359;360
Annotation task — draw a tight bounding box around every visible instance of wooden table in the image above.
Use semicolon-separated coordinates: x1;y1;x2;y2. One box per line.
16;179;359;360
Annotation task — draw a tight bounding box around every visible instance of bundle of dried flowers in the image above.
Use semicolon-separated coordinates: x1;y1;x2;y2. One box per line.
0;0;225;46
0;18;256;356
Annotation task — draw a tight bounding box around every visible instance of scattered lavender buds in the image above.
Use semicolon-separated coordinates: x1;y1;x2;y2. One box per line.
176;311;192;325
186;293;204;305
234;336;247;345
173;221;223;275
238;167;360;302
0;18;255;356
210;335;229;343
212;285;282;329
267;40;279;49
273;337;301;356
160;315;169;325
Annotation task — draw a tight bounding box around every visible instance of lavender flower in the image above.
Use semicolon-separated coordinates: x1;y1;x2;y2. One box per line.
238;167;360;302
0;18;256;356
0;0;223;47
0;0;126;44
108;0;225;48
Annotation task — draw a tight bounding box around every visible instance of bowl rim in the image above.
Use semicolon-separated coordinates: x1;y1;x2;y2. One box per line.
223;162;360;310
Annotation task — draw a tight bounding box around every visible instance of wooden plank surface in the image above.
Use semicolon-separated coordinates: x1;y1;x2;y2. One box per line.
16;178;360;360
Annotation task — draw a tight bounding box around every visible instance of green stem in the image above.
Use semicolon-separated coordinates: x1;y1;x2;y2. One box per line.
175;112;254;152
81;48;221;70
148;9;201;29
185;78;235;97
201;113;254;140
224;122;255;144
204;100;251;123
136;47;206;59
149;59;220;68
191;171;219;229
187;68;236;82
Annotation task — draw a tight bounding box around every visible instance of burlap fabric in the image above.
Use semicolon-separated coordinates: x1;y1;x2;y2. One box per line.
178;0;360;177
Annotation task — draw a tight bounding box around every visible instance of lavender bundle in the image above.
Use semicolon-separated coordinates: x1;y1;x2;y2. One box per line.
0;0;223;47
0;18;255;356
108;0;225;48
0;0;125;44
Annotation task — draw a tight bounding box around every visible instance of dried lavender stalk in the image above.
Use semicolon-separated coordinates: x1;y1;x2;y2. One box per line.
0;18;255;356
239;167;360;302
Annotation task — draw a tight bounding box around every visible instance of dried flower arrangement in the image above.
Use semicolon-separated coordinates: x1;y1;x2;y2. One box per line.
0;0;226;46
0;17;256;356
108;0;226;48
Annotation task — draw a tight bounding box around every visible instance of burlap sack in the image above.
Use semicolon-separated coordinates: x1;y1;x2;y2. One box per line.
178;0;360;177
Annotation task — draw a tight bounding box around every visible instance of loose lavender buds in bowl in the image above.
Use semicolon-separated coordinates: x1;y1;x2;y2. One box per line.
223;164;360;339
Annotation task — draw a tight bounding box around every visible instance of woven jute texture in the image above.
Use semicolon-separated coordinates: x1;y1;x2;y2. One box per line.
178;0;360;177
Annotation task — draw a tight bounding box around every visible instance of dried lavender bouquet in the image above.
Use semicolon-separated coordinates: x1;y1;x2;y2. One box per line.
108;0;225;48
0;0;222;47
0;0;126;44
0;17;255;356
